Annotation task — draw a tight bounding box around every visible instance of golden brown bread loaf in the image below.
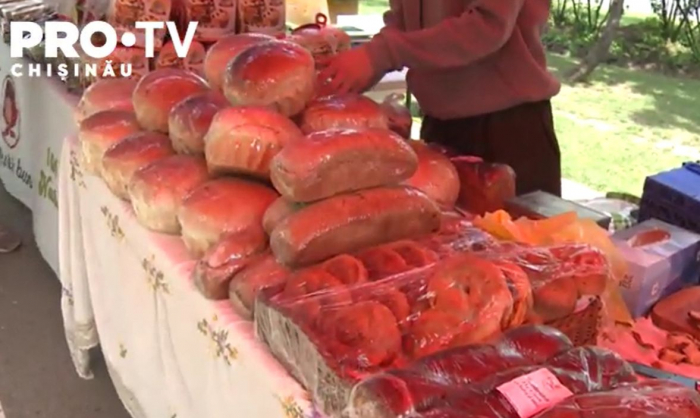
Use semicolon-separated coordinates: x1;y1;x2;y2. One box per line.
222;40;315;117
204;106;303;178
404;141;461;208
78;110;142;176
132;69;209;133
299;94;389;134
101;132;176;200
262;197;305;235
75;78;138;124
178;178;279;258
269;186;442;267
168;91;230;155
203;33;274;91
128;155;210;234
270;128;418;202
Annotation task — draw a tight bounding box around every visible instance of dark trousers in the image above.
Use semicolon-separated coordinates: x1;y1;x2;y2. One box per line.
421;100;562;197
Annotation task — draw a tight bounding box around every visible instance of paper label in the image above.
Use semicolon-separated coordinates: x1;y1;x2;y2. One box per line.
497;368;573;418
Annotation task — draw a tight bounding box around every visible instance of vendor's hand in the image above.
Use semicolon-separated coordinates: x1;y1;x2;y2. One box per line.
318;47;375;95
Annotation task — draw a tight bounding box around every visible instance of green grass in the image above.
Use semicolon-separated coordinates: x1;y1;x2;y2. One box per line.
358;0;388;15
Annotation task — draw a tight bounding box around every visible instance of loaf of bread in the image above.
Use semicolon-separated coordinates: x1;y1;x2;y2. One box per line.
270;128;418;202
204;106;303;178
101;132;175;200
132;69;209;133
270;186;442;267
223;40;315;117
229;254;289;320
178;178;278;258
129;155;210;234
299;94;389;134
78;110;142;176
288;26;351;68
404;141;460;208
75;78;138;124
203;33;274;91
169;92;229;155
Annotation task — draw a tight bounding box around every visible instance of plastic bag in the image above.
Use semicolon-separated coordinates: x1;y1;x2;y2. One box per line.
380;93;413;139
534;380;700;418
346;326;636;418
452;157;516;216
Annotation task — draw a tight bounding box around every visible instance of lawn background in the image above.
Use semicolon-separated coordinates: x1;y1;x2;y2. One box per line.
355;0;700;196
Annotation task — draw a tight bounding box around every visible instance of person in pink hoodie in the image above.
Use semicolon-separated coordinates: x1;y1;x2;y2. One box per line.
319;0;562;196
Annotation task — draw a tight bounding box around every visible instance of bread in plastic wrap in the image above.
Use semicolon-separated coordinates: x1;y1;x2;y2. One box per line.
263;197;306;235
222;40;315;117
193;229;268;300
238;0;286;36
154;40;207;77
128;155;210;234
204;106;303;178
270;128;418;202
380;93;412;139
74;78;137;124
349;341;636;418
298;94;389;134
287;26;351;68
404;141;460;209
255;243;630;417
133;69;210;133
78;110;141;175
269;186;441;267
168;91;229;156
533;380;700;418
236;214;492;319
177;178;278;258
203;33;274;91
108;0;170;49
452;156;516;215
173;0;237;43
101;132;176;200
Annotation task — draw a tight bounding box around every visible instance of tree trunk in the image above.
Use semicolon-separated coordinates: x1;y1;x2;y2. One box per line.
566;0;626;83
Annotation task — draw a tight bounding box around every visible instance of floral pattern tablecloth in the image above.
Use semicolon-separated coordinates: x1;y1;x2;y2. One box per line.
58;135;319;418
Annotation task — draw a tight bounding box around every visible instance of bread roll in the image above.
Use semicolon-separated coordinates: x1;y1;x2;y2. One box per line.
178;178;278;257
78;110;141;176
129;155;210;233
223;40;315;117
75;78;137;124
262;197;305;235
132;69;210;133
204;106;303;178
299;94;389;134
288;26;351;67
102;132;175;200
404;141;460;208
270;128;419;202
203;33;274;91
270;186;442;267
169;92;229;155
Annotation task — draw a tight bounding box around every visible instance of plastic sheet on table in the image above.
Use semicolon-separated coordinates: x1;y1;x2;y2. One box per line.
254;249;611;416
347;326;637;418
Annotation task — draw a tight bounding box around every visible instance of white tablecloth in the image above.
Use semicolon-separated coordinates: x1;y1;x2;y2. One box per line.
0;42;78;275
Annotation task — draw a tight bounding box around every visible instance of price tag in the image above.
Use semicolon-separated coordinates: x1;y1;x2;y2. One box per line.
497;368;573;418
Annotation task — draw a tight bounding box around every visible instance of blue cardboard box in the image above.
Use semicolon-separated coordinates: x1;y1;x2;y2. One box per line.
613;219;700;318
640;162;700;234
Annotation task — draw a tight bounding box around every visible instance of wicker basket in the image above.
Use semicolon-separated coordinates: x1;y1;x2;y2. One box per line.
547;297;604;347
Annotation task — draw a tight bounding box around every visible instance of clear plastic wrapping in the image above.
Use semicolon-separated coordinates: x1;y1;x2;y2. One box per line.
154;40;207;77
404;141;460;209
170;0;236;43
222;40;316;117
380;93;413;139
269;128;418;202
107;0;170;50
254;245;619;415
298;94;390;134
238;0;286;36
534;381;700;418
203;106;303;179
346;327;638;418
287;25;351;68
452;157;516;216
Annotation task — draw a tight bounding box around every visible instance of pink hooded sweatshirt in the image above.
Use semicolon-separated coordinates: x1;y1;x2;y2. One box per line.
365;0;561;120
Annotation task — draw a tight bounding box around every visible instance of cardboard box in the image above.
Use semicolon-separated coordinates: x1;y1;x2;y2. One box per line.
505;191;611;229
613;219;700;317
